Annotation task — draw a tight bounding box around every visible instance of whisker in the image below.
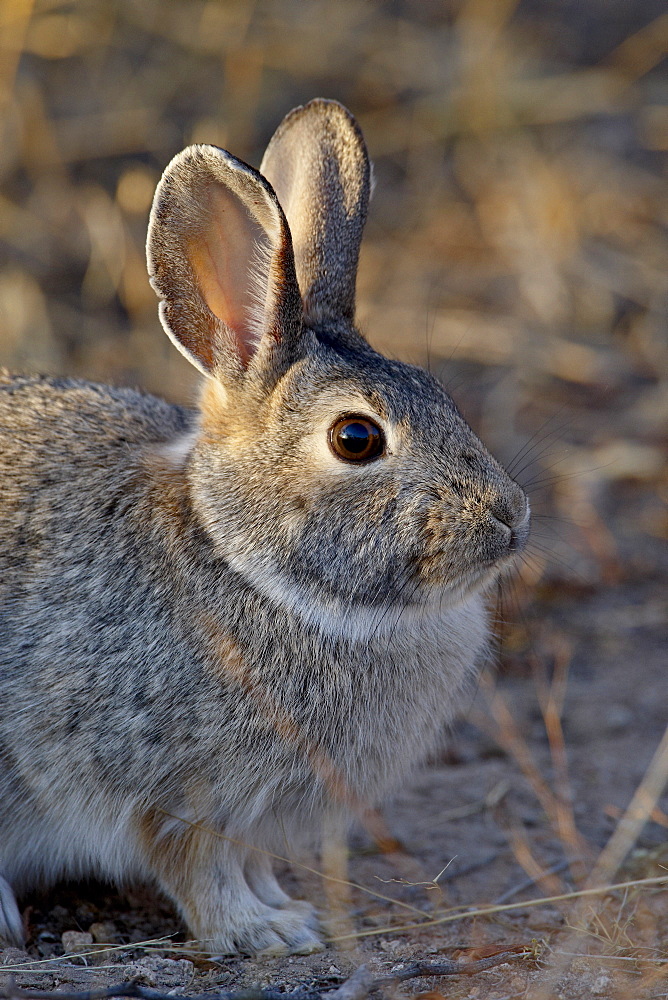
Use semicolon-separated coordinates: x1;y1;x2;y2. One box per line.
512;438;573;484
523;458;617;492
506;409;571;477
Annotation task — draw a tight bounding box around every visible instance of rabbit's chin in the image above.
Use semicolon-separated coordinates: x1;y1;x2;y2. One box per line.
226;547;510;642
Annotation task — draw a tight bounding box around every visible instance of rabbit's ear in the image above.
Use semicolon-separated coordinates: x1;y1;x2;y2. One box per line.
260;99;370;327
147;145;302;378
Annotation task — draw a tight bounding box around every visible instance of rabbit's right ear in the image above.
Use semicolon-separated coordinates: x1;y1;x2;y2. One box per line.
260;100;370;329
147;145;303;379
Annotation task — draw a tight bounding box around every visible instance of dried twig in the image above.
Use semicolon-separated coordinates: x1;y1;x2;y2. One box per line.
0;952;530;1000
587;723;668;886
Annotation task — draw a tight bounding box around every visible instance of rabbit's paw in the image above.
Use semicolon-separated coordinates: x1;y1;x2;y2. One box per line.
257;907;323;957
220;904;323;957
244;859;320;931
279;898;320;929
0;875;23;947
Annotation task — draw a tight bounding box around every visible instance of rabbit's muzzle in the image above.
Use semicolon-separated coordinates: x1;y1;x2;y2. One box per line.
471;482;530;568
419;475;529;590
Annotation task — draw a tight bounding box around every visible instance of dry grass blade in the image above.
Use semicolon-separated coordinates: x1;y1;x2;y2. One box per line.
588;723;668;887
327;875;667;943
530;641;589;880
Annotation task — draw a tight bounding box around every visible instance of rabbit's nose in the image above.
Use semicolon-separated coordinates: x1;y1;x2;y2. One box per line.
489;490;530;552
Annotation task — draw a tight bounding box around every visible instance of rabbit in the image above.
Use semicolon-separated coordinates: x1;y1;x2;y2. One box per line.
0;99;529;956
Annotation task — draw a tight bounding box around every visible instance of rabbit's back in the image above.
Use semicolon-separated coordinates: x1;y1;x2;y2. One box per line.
0;373;202;783
0;371;190;577
0;371;190;478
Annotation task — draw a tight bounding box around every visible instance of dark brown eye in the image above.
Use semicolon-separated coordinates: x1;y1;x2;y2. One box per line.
329;416;385;463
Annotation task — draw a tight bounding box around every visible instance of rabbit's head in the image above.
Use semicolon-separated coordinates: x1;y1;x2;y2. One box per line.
147;100;528;634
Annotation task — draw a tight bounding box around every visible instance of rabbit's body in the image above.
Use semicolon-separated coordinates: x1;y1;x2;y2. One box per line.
0;100;528;955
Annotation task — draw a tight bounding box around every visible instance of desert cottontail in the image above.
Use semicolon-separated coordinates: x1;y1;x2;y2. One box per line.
0;99;529;955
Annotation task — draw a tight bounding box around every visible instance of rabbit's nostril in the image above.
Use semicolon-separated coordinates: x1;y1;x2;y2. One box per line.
490;489;529;527
490;494;530;552
491;508;513;531
490;504;516;531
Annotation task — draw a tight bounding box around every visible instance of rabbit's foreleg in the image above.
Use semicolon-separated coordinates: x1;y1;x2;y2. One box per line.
243;851;318;924
134;809;321;956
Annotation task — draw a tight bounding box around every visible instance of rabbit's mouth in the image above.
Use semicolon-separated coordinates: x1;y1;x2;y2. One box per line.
417;497;530;593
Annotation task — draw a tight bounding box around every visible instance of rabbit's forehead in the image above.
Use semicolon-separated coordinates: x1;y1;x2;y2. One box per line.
283;352;461;431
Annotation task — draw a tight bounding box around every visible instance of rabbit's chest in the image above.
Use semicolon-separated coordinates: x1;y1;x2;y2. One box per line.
269;594;489;798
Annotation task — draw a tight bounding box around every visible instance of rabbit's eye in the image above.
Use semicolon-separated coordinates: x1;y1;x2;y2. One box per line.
329;416;384;463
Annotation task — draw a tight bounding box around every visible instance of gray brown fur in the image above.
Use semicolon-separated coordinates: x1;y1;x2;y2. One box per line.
0;99;529;955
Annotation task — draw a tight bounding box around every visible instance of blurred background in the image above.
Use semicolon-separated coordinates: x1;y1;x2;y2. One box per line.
1;0;666;657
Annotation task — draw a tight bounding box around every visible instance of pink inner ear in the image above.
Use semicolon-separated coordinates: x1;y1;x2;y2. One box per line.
184;186;270;363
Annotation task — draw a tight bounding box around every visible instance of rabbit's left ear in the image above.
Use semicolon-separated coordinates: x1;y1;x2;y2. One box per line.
147;145;303;380
260;99;370;328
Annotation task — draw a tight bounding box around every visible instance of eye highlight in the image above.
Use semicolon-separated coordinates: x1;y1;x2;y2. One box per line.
329;415;385;463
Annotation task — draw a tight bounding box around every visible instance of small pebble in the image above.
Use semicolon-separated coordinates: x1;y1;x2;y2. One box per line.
89;920;118;943
61;930;93;954
122;956;195;988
